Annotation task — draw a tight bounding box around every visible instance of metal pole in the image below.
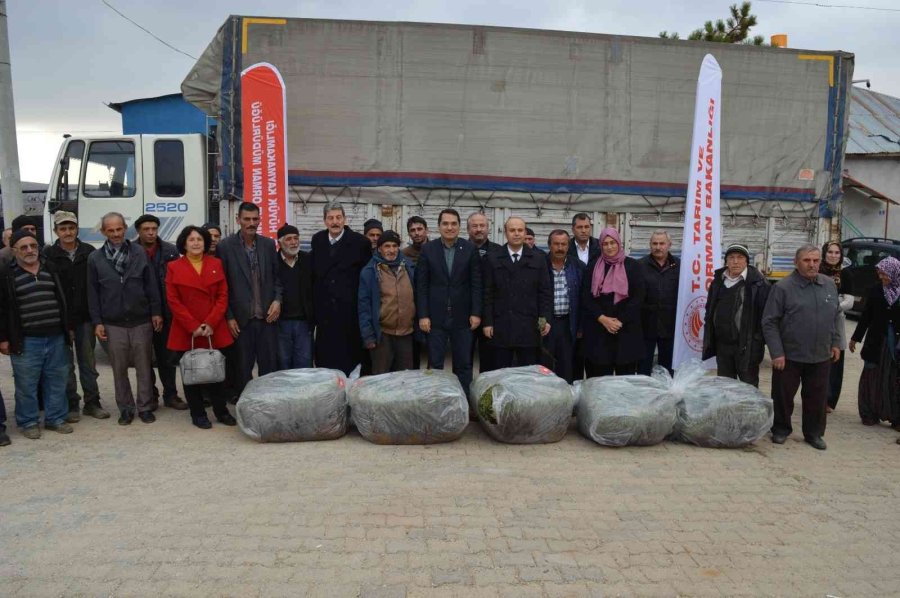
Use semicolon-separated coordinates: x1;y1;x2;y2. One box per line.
0;0;23;227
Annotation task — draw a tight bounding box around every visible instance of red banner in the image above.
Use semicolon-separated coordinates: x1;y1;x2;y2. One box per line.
241;62;289;239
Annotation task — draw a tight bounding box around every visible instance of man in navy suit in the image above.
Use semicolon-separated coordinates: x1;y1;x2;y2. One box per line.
216;202;282;395
416;209;482;392
567;212;599;381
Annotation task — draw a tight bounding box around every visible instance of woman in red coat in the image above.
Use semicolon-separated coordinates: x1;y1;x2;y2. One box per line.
166;225;237;429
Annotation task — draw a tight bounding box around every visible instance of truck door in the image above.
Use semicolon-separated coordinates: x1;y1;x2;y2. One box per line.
141;136;205;242
77;139;142;243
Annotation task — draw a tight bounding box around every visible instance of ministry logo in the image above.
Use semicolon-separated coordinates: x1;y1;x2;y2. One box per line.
680;296;707;353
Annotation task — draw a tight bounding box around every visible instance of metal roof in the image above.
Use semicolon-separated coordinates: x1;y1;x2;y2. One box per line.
848;87;900;155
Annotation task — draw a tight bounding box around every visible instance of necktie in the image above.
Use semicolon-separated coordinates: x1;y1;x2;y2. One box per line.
513;253;519;263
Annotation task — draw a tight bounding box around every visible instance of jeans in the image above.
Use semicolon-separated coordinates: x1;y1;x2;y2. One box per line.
638;336;675;376
11;335;69;429
542;315;574;383
65;321;101;409
277;319;313;370
426;322;474;393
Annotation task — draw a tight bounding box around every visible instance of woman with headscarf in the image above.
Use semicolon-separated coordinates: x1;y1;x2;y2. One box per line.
820;241;855;413
850;256;900;430
580;228;646;376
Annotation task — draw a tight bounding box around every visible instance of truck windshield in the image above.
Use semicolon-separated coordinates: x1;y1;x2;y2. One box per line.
83;141;136;198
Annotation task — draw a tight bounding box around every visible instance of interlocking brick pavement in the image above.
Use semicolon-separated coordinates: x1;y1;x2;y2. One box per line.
2;321;900;597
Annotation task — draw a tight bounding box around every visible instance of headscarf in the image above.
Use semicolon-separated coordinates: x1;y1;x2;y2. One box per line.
819;241;843;289
591;227;629;304
876;256;900;307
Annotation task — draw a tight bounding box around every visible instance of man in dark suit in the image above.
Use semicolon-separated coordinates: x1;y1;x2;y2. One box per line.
310;202;372;375
467;211;501;373
568;212;599;381
417;208;482;391
216;202;282;395
483;218;553;368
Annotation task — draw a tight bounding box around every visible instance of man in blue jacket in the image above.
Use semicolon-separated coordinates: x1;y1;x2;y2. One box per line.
541;230;584;383
416;209;482;391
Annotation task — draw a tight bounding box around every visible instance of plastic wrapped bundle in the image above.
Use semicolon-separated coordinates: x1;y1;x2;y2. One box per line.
662;361;774;448
469;366;576;444
348;370;468;444
577;375;678;446
236;369;348;442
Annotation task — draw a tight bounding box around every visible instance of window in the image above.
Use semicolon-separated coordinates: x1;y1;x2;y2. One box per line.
154;140;185;197
58;140;84;201
83;141;136;198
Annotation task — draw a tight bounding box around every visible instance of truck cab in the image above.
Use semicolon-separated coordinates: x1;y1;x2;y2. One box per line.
43;134;209;246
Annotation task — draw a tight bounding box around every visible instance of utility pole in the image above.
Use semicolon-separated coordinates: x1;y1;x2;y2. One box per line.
0;0;23;227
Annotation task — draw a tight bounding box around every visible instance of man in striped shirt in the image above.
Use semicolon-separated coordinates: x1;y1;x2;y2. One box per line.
0;230;73;439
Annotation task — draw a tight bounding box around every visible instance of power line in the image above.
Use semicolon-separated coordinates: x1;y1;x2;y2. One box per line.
100;0;197;60
758;0;900;12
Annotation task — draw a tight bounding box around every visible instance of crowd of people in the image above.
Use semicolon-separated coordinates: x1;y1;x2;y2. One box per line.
0;202;898;451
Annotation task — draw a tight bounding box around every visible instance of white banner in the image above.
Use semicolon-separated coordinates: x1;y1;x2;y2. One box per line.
673;54;723;371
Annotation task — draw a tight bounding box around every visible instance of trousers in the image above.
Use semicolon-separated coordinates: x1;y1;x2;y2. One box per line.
106;323;154;414
771;359;830;439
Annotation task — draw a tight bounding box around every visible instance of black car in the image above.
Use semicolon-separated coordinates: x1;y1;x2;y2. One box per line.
841;237;900;314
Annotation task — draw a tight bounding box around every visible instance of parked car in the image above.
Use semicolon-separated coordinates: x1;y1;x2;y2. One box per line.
841;237;900;315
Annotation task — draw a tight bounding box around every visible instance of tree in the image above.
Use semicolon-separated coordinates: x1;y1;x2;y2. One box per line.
659;2;766;46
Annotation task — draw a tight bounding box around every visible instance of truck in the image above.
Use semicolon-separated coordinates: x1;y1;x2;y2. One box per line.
44;16;854;277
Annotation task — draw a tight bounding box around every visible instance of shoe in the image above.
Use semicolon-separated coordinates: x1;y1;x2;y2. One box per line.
772;432;788;444
118;411;134;426
65;410;81;423
138;411;156;424
83;402;111;419
896;437;900;445
192;415;212;429
22;426;41;439
226;395;239;406
0;430;10;446
861;419;877;426
45;422;74;434
216;412;237;426
805;436;827;450
164;396;189;411
825;406;834;414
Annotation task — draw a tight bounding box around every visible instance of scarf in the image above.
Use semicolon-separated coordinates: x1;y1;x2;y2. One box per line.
590;227;629;304
819;241;842;289
373;252;406;278
876;256;900;307
102;239;130;276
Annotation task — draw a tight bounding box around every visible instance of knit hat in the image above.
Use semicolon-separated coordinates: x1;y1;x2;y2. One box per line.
11;214;38;231
10;229;37;248
377;230;402;247
134;214;160;229
53;211;78;226
277;223;299;239
364;219;383;234
724;243;750;260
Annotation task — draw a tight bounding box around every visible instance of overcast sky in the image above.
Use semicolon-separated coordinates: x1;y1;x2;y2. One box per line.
7;0;900;183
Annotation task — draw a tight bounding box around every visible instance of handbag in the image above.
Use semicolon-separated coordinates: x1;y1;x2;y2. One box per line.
179;336;226;386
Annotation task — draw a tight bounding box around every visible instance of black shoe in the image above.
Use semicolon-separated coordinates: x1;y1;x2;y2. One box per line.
138;411;156;424
118;411;134;426
164;396;189;410
805;436;827;450
0;430;10;446
772;432;788;444
192;415;212;429
216;412;237;426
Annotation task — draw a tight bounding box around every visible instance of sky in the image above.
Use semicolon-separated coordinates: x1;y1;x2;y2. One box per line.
6;0;900;184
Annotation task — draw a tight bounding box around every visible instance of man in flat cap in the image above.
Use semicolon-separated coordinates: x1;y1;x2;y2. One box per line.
364;219;383;252
276;223;314;369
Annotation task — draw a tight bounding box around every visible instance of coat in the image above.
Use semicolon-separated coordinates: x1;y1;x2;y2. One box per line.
358;254;416;346
639;254;680;340
702;265;771;372
415;238;483;330
0;259;70;355
568;237;601;265
165;255;233;352
215;232;282;328
144;239;180;318
851;284;900;363
580;256;646;365
483;245;553;348
87;242;161;327
310;226;372;373
42;239;95;324
547;256;584;342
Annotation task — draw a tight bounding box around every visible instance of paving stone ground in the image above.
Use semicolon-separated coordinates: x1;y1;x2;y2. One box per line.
2;321;899;597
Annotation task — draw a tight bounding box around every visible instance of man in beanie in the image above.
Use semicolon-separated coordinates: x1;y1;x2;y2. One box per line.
0;215;40;264
702;243;770;387
134;213;187;411
276;223;314;369
364;219;383;251
359;230;417;374
42;211;109;421
0;230;74;439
